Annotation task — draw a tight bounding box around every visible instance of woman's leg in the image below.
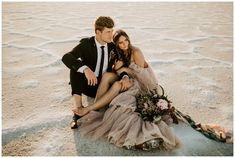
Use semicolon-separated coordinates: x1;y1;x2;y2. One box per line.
95;72;118;101
73;81;122;116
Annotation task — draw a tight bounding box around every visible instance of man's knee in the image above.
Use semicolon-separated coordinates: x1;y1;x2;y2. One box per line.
71;72;97;97
71;73;85;95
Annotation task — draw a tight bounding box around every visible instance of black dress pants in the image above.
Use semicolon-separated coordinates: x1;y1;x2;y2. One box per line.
70;71;98;98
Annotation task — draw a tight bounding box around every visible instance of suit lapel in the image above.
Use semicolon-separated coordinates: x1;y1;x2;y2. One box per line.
107;43;114;62
90;36;98;71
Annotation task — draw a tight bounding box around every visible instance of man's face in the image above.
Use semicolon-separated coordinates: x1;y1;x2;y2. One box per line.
97;27;113;43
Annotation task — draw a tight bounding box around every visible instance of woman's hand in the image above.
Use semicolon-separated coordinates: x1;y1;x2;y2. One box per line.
119;77;133;92
72;107;90;116
113;60;124;71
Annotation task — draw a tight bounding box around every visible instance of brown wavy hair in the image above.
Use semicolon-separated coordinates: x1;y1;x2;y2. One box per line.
113;29;133;67
95;16;115;32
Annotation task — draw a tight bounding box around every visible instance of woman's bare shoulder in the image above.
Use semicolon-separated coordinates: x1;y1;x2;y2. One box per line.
132;46;145;67
132;46;143;56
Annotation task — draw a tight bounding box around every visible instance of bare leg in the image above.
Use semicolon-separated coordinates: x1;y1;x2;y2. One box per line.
95;72;118;101
71;94;83;129
73;81;122;116
73;94;82;110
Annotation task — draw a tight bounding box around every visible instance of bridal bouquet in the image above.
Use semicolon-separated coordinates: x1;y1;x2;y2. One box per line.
135;88;178;124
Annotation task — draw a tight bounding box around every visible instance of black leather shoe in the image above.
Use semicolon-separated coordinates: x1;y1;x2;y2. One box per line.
70;114;81;129
70;120;78;129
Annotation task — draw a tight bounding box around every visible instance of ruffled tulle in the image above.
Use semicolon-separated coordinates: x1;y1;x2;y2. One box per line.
128;62;158;92
79;104;182;150
78;62;181;150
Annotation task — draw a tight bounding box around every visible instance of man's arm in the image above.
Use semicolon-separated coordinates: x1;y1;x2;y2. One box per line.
62;39;87;72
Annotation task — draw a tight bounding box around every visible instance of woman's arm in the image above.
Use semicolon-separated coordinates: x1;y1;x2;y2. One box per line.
112;60;124;71
116;67;134;77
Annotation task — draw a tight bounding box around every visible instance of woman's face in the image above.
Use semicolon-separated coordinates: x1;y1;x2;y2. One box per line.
118;35;129;51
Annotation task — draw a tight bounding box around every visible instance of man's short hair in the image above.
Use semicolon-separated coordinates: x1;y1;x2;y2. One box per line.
95;16;115;32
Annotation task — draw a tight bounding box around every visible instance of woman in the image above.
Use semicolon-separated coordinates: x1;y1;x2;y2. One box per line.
74;29;182;150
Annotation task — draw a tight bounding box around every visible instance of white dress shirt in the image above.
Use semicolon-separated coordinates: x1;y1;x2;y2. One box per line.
77;36;108;77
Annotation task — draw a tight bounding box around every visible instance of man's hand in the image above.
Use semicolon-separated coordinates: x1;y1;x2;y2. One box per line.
119;76;133;92
84;67;97;86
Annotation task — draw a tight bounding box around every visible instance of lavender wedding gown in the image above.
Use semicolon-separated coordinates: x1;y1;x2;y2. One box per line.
78;62;183;150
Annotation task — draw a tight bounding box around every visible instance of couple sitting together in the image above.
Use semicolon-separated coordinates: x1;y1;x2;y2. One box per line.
62;16;232;151
62;16;179;149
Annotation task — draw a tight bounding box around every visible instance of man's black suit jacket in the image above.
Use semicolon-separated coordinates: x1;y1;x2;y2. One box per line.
62;36;116;74
62;36;117;97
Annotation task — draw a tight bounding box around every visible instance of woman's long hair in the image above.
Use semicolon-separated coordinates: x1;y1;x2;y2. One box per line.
113;29;133;67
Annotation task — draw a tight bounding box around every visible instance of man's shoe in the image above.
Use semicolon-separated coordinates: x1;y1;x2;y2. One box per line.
70;114;81;129
70;120;78;129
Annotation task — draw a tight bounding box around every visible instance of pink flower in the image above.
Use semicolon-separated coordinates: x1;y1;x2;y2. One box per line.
156;99;168;110
144;103;149;109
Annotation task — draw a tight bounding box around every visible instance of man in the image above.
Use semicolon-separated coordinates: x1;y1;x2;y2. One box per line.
62;16;129;129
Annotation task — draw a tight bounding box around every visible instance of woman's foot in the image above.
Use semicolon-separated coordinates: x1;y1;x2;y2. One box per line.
72;107;89;116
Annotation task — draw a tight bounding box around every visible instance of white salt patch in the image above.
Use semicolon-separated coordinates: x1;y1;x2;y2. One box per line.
200;90;215;100
155;70;166;77
184;85;198;94
191;89;217;107
53;80;69;87
142;39;194;52
18;80;39;89
191;98;203;107
43;67;62;75
49;91;70;103
39;40;81;57
9;35;48;47
6;59;62;73
6;58;20;64
32;129;64;156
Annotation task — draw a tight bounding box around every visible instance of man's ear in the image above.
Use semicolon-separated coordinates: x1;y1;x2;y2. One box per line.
96;29;102;35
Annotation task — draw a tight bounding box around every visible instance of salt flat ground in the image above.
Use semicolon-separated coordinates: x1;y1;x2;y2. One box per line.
2;2;233;156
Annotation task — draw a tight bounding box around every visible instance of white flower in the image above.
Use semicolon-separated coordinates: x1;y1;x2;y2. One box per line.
156;99;168;110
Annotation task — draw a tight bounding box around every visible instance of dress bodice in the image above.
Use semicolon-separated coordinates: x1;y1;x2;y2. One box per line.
128;62;158;92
